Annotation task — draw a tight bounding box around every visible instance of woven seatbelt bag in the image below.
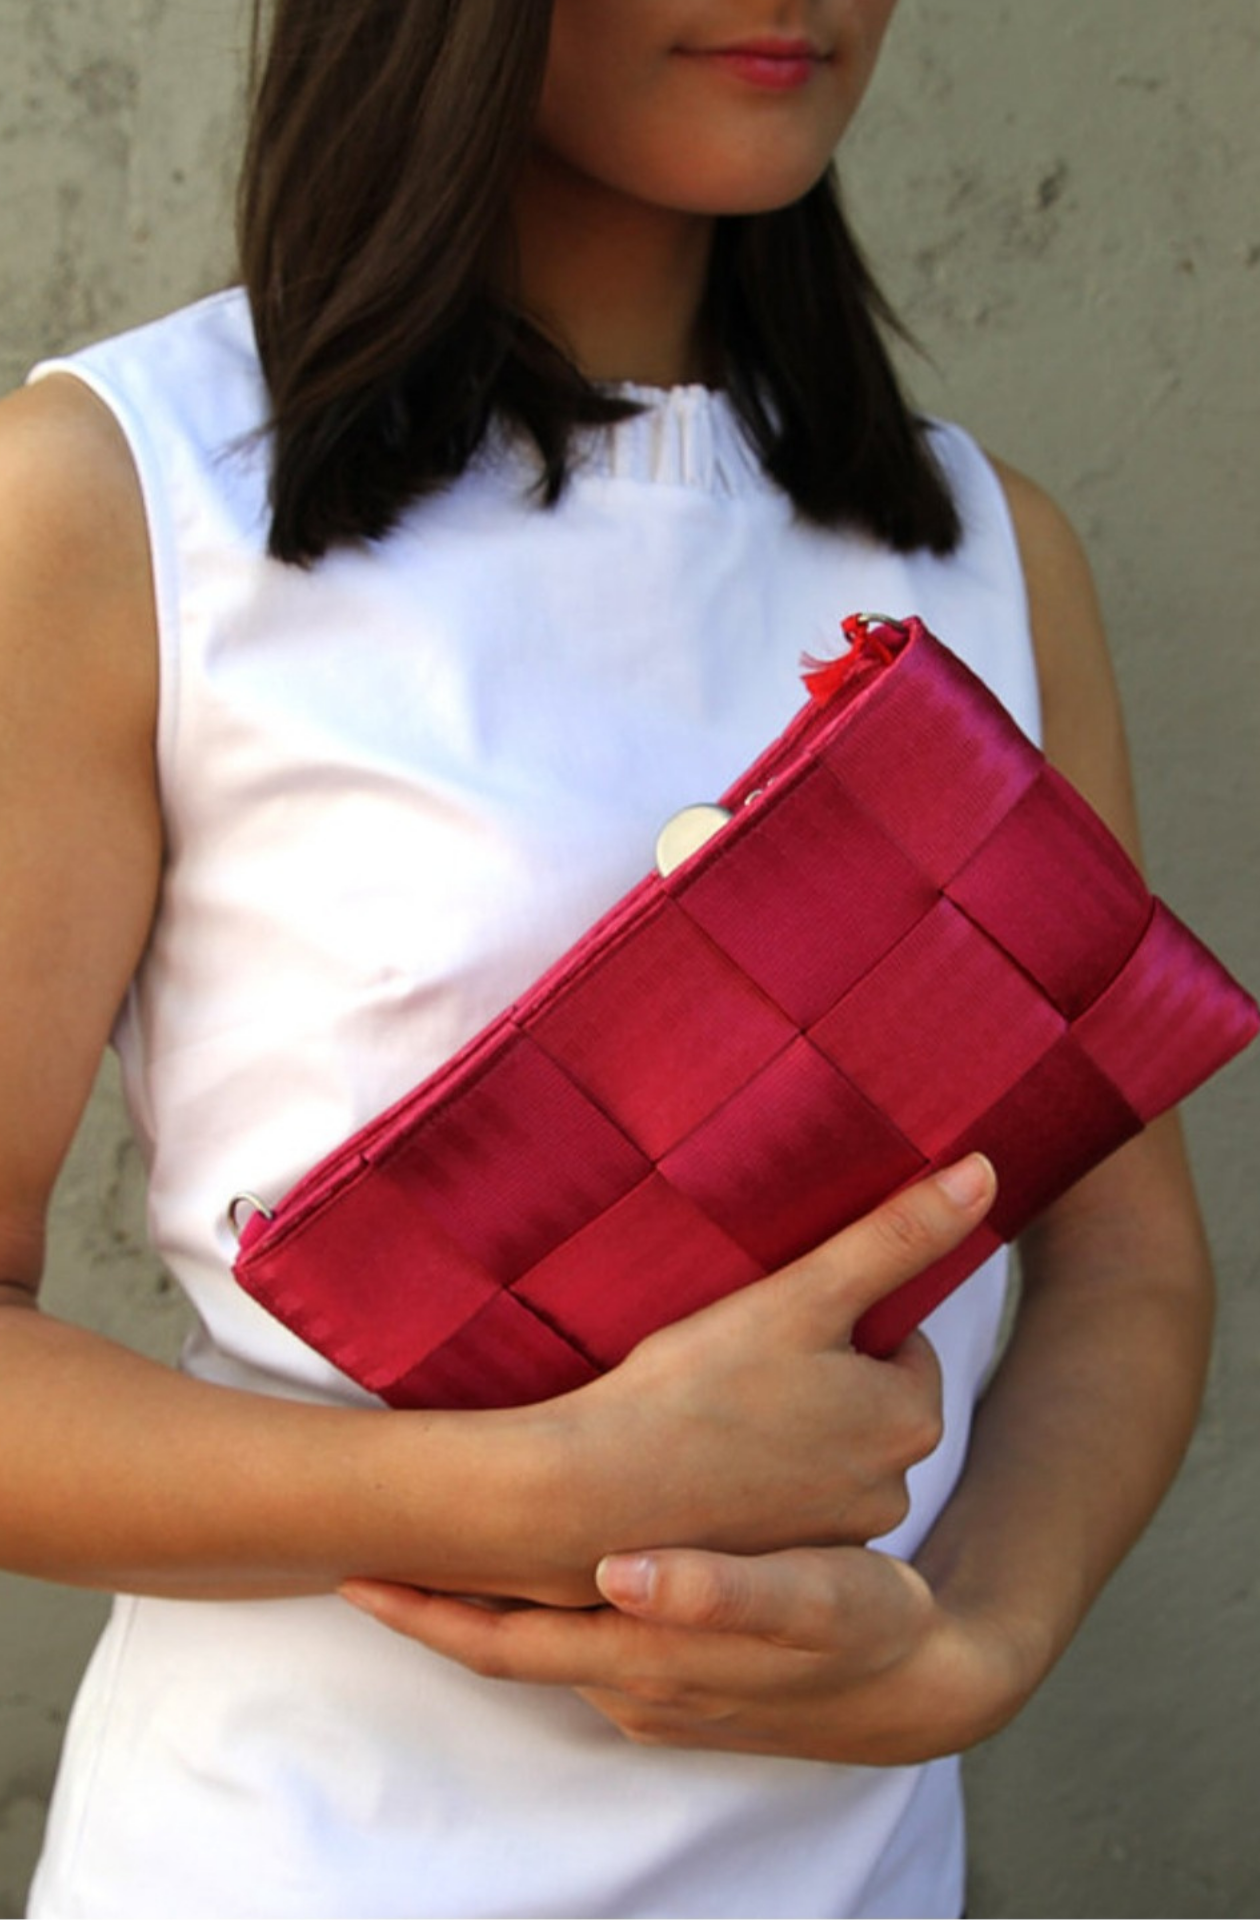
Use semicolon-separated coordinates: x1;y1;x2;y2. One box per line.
232;614;1258;1409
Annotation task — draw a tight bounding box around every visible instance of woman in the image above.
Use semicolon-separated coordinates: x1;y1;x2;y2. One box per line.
0;2;1212;1913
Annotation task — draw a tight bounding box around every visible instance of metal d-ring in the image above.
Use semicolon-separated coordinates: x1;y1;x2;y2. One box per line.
228;1191;276;1239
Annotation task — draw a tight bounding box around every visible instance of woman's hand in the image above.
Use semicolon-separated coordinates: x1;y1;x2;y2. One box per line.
365;1155;997;1610
338;1156;1026;1761
526;1156;995;1591
340;1537;1031;1765
339;1155;1025;1764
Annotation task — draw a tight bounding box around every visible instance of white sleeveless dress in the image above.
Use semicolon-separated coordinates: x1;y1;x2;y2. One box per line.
27;288;1040;1920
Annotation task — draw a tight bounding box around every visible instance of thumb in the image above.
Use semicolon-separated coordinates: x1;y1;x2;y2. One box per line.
594;1546;884;1650
596;1547;797;1634
782;1152;997;1330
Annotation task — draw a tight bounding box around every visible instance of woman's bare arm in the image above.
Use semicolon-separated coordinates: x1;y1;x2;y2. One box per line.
908;463;1214;1691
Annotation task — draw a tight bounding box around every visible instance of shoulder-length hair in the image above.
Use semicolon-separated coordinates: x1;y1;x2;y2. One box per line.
239;0;960;565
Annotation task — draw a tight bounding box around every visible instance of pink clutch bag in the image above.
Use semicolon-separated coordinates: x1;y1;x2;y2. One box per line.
232;615;1258;1409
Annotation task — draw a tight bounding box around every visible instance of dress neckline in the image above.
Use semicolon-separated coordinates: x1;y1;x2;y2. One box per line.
583;381;768;497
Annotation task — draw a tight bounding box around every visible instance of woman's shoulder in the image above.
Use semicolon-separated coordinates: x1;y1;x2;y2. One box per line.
984;453;1091;585
0;375;155;672
982;450;1141;857
29;288;269;487
930;422;1106;670
19;290;273;614
982;449;1110;709
0;374;157;825
926;420;1083;560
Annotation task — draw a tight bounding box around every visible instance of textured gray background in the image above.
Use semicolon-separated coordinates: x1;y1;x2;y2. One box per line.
1;2;1258;1915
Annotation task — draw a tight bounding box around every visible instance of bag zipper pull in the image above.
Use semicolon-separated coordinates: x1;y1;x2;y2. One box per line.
803;612;906;705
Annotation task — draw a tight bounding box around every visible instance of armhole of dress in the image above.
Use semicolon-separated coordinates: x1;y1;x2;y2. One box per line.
925;418;1044;751
25;358;184;801
25;359;183;1087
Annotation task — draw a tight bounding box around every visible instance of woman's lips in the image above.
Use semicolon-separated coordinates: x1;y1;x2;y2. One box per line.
679;40;827;92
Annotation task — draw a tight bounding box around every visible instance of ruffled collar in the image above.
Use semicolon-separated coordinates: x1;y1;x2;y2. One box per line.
580;381;767;496
475;381;772;501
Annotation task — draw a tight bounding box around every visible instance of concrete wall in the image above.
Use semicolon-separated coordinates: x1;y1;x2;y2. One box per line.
1;2;1256;1914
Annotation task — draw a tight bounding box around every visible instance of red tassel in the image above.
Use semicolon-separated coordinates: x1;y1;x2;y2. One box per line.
802;614;905;706
801;653;859;705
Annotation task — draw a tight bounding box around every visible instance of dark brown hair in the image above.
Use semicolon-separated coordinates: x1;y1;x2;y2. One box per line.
240;0;960;564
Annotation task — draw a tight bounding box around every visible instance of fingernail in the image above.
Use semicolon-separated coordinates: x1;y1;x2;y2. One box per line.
338;1581;385;1618
935;1153;995;1210
596;1553;657;1610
